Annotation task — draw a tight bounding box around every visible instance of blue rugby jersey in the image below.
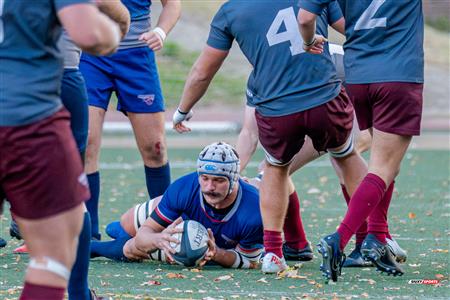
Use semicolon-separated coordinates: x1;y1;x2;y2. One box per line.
206;0;343;117
151;172;263;255
299;0;424;84
0;0;90;126
120;0;152;49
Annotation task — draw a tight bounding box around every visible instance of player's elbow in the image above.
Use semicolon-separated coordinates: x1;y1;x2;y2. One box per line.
77;27;119;56
298;10;316;28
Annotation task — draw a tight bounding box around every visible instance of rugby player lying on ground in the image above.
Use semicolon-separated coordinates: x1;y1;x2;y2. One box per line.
91;142;265;269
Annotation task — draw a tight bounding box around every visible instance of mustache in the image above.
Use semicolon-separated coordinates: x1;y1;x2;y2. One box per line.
203;191;221;197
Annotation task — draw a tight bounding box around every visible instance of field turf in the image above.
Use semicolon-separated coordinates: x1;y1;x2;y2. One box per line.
1;146;449;299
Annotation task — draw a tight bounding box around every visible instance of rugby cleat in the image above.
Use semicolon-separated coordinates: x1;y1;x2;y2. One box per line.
0;237;6;248
361;234;404;276
342;245;373;268
9;220;22;240
386;237;408;263
261;252;288;274
317;232;346;282
282;243;313;261
13;243;29;254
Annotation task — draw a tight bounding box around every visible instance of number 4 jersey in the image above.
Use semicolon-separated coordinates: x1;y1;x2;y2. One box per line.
207;0;343;117
299;0;424;84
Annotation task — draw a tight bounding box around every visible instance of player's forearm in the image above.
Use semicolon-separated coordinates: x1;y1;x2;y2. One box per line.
236;129;259;172
96;0;131;39
156;0;181;35
298;9;317;45
212;248;238;268
58;4;121;56
178;66;214;112
123;238;150;261
134;227;160;254
331;17;345;36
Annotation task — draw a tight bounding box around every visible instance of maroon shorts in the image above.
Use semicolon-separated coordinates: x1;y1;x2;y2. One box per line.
255;88;354;165
346;82;423;136
0;109;90;219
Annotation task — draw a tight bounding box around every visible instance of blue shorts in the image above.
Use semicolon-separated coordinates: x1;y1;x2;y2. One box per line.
79;47;164;114
61;69;89;153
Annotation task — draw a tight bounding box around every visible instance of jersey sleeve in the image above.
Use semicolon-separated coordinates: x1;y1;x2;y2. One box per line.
298;0;331;15
206;5;234;51
54;0;93;11
150;178;188;228
327;0;343;25
235;225;264;262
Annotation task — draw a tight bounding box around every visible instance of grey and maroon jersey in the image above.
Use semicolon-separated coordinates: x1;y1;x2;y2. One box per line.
207;0;344;117
299;0;424;84
0;0;90;126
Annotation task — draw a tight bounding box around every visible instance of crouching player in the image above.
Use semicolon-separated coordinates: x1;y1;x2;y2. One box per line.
91;142;264;269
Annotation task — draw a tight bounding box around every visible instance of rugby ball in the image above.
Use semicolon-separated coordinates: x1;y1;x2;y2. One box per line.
170;220;209;267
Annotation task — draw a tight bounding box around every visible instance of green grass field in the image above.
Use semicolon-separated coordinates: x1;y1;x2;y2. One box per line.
1;146;449;299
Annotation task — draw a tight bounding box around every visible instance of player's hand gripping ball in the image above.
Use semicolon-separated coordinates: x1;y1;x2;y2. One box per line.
170;220;209;267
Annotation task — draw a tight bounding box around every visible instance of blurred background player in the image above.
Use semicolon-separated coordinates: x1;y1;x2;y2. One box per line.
299;0;424;280
80;0;181;240
9;2;130;299
172;0;369;273
91;142;264;269
0;1;121;299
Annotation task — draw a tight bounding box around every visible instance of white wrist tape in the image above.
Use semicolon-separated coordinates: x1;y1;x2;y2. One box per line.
152;27;167;41
230;250;251;269
172;108;193;125
29;257;71;281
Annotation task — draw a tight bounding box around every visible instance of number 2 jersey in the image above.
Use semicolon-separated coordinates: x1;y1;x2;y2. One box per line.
299;0;424;84
207;0;343;117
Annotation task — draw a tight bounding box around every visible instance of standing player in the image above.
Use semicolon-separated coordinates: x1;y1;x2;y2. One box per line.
298;0;424;280
80;0;181;240
172;0;369;273
0;1;121;299
92;142;264;269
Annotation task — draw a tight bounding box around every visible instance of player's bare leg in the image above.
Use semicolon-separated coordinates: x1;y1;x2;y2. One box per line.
85;107;106;175
15;204;84;288
128;112;170;198
236;106;259;173
84;106;106;240
260;161;290;273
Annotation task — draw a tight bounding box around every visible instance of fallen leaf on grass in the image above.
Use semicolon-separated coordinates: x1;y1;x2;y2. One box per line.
166;273;186;279
256;277;268;283
361;292;369;298
435;274;446;279
277;265;307;279
140;280;161;286
432;249;449;253
190;268;201;272
408;212;416;219
214;275;233;282
161;287;171;291
408;263;421;267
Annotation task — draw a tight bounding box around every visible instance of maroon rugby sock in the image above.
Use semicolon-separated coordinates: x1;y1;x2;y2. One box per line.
283;191;308;249
337;174;386;250
368;181;394;244
264;230;283;258
341;184;368;245
19;282;65;300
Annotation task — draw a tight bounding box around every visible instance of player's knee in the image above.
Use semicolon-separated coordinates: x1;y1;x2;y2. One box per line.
141;140;168;165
